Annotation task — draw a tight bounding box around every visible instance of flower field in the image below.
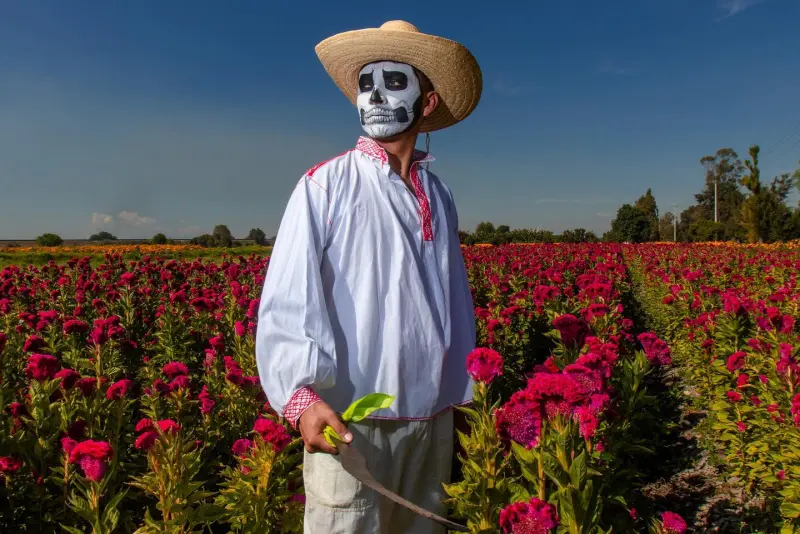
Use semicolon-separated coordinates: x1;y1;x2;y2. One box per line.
0;244;798;533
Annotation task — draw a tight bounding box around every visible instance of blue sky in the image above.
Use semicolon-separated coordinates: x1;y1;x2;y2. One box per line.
1;0;799;239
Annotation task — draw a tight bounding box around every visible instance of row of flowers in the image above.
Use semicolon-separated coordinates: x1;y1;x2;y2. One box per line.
627;243;800;530
447;244;688;533
1;246;693;532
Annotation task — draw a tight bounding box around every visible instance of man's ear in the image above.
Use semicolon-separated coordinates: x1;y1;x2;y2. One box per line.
422;91;440;118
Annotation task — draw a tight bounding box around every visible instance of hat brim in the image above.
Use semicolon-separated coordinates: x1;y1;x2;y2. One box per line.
315;27;482;133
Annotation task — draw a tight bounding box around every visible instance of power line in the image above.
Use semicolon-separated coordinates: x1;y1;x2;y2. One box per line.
762;120;800;159
771;137;800;162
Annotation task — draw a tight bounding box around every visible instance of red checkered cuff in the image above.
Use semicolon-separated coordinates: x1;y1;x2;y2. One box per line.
283;387;322;429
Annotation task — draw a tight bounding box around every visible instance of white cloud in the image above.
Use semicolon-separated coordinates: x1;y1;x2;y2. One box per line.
92;212;114;226
716;0;767;20
118;210;156;226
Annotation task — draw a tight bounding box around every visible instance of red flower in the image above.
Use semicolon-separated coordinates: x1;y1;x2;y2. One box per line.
75;377;97;397
552;314;590;350
63;319;89;335
726;352;746;373
726;390;742;402
0;332;6;353
466;348;504;385
495;390;542;449
106;379;133;400
736;373;749;389
637;332;672;366
234;321;247;337
198;385;215;414
660;511;687;534
61;437;78;455
232;438;253;457
0;457;23;474
68;440;113;481
162;361;189;379
499;498;559;533
25;353;61;381
23;335;46;353
55;368;81;390
253;417;291;453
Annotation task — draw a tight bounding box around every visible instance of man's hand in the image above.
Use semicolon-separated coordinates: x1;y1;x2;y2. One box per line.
298;401;353;454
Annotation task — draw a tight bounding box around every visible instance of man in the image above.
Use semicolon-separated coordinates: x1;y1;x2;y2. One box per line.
256;20;482;534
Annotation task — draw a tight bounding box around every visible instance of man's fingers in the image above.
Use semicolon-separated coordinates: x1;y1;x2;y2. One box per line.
326;415;353;443
307;434;338;455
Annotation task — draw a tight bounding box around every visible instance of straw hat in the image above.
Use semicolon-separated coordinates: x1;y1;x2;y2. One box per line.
315;20;482;133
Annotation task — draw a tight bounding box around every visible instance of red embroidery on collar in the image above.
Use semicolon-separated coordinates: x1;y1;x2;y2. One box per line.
355;136;434;164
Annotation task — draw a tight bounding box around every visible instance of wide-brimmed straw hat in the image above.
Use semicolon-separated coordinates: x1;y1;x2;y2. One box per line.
315;20;482;133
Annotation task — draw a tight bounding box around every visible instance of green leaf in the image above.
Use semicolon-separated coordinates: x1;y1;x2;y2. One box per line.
323;426;340;447
341;393;395;423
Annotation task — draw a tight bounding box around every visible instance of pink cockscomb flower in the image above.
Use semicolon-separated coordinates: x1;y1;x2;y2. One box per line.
198;385;215;414
162;361;189;379
726;351;746;373
495;390;542;449
0;331;6;353
55;368;81;390
24;353;61;381
660;511;687;534
23;335;46;353
253;417;291;453
75;377;97;397
499;498;559;534
134;419;181;451
234;321;247;337
0;456;23;474
68;440;113;482
637;332;672;366
106;379;133;400
232;438;253;457
466;347;504;385
552;314;590;350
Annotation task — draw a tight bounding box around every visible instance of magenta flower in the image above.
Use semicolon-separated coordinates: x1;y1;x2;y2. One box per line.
466;347;504;385
726;351;745;373
232;438;253;457
234;321;247;337
253;417;291;453
552;314;590;350
68;440;113;481
0;457;23;474
106;379;133;400
54;368;81;390
499;498;559;533
24;353;61;381
162;361;189;379
495;390;542;449
660;511;687;534
637;332;672;366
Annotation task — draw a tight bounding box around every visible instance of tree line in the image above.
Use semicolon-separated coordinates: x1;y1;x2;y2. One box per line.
31;226;273;248
605;146;800;243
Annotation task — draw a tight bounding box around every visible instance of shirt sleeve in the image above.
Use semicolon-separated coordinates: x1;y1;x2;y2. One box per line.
255;173;337;427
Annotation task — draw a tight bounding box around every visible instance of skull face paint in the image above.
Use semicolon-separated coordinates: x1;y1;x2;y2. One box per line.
357;61;422;139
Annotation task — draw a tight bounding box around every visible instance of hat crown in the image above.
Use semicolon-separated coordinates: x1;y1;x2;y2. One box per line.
379;20;419;33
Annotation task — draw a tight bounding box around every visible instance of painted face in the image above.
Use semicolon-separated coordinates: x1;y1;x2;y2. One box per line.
357;61;422;139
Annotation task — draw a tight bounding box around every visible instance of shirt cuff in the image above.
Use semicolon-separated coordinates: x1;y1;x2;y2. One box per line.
283;387;322;429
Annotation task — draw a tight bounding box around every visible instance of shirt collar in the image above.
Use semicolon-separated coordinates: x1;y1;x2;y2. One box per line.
355;136;435;166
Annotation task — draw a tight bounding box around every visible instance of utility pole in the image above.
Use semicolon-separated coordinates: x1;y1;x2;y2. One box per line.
714;180;718;223
672;204;678;242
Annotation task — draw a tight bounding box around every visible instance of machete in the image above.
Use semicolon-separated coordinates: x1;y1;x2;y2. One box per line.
333;439;469;532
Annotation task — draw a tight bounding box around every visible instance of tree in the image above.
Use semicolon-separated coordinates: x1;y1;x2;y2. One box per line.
559;228;597;243
696;148;746;239
738;146;798;243
634;188;660;241
212;225;233;248
151;233;168;244
658;212;675;241
247;228;268;246
89;231;117;241
607;204;652;243
190;234;216;247
36;233;63;246
687;220;725;242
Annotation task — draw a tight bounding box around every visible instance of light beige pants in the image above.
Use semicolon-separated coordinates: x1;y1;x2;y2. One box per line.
302;409;454;534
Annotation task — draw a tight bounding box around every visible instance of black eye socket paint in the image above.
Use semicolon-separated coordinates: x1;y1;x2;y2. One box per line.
382;70;408;90
358;72;374;92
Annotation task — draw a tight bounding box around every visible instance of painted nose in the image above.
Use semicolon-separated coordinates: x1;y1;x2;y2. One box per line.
369;87;383;104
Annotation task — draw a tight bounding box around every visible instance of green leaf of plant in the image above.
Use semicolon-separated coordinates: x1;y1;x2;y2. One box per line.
341;393;395;423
